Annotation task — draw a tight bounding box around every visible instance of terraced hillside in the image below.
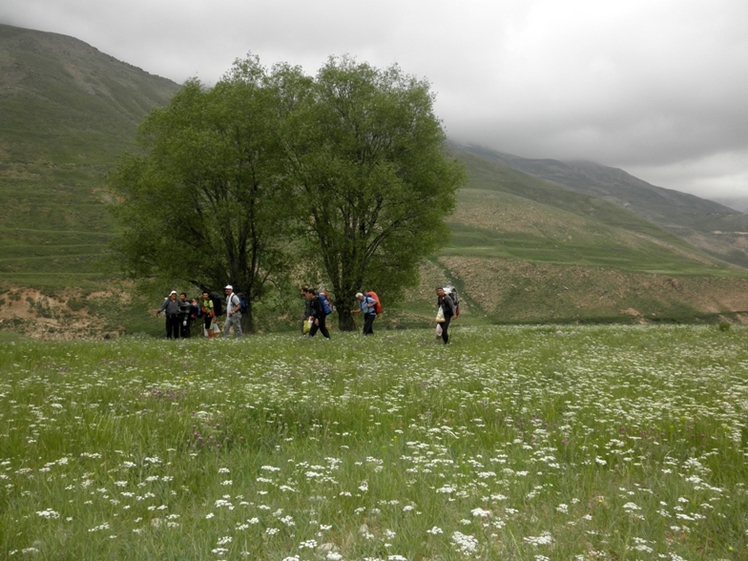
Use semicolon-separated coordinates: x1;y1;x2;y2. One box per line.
456;143;748;268
0;24;180;285
394;149;748;327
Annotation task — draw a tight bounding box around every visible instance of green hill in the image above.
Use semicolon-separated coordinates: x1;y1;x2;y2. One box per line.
2;24;748;337
0;23;180;285
447;149;733;273
455;143;748;268
408;148;748;326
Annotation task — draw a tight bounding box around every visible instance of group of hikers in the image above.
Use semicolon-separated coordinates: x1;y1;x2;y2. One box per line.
157;284;460;343
156;285;244;340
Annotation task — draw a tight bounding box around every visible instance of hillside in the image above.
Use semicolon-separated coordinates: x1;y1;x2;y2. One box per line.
444;149;731;274
3;24;748;338
455;143;748;268
0;24;180;285
395;148;748;327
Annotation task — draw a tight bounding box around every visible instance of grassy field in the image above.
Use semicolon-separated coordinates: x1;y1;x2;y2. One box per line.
1;325;747;559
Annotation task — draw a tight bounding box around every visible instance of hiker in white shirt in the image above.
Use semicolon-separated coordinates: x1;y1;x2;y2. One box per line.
223;285;243;338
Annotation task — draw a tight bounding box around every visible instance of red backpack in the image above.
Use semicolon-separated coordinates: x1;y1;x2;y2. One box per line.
366;291;382;315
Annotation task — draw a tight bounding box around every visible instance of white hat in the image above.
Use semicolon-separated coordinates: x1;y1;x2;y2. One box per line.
169;290;177;295
355;292;364;298
224;285;233;290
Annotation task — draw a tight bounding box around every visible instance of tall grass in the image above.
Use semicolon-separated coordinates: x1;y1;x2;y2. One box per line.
1;325;747;559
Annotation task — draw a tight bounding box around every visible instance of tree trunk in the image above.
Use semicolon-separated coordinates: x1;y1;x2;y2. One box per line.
241;299;254;334
337;309;357;332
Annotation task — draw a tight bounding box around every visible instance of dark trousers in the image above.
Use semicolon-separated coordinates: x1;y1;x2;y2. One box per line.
165;314;180;339
309;315;331;339
363;313;376;335
180;315;191;338
440;315;452;344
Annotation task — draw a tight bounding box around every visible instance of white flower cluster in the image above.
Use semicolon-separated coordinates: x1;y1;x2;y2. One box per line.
451;531;479;554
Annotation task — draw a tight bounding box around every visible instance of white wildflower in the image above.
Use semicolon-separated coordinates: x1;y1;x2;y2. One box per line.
452;531;479;554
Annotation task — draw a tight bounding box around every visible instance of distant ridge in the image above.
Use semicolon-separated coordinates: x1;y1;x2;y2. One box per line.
454;143;748;268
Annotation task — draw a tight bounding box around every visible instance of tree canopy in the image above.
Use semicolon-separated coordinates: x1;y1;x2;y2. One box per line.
109;57;293;332
280;56;465;329
109;54;464;332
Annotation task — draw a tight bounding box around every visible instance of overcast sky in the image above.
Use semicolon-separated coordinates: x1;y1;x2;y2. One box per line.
2;0;748;199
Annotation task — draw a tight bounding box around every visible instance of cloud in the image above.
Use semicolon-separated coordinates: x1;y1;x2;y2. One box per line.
2;0;748;197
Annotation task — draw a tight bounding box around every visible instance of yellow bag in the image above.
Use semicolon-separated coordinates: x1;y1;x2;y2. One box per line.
303;318;313;334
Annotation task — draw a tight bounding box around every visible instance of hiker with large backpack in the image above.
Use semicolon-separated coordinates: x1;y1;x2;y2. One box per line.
351;291;379;335
223;284;243;338
435;286;457;344
304;288;331;340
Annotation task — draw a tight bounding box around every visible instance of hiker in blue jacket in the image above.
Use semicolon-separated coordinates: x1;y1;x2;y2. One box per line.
352;292;377;335
304;288;331;340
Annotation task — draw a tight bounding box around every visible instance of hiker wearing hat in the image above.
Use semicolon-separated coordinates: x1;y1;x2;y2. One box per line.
156;290;182;339
351;292;377;335
223;285;243;338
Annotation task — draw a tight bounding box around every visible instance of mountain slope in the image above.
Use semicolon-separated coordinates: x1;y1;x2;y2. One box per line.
403;148;748;326
455;143;748;268
0;24;180;283
444;149;730;274
0;23;179;161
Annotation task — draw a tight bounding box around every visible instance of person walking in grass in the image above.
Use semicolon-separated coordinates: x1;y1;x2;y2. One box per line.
436;286;456;344
351;292;377;335
157;290;181;339
223;285;243;338
300;287;314;335
304;288;331;340
178;292;194;338
200;291;216;339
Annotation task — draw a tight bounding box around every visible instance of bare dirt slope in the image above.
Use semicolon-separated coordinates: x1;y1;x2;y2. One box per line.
0;287;123;340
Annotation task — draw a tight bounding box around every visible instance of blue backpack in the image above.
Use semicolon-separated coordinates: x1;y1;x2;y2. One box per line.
317;293;332;315
237;293;248;313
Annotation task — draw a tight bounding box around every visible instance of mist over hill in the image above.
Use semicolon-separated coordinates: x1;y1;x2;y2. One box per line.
3;23;748;337
714;197;748;213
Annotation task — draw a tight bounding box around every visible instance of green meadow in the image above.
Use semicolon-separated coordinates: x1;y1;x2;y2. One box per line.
2;325;747;560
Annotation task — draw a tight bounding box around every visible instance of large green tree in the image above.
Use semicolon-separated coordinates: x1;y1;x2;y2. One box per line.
110;54;463;334
279;56;465;330
109;56;293;333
